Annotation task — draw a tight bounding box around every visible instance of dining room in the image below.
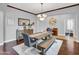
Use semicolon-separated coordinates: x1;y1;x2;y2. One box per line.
0;3;79;55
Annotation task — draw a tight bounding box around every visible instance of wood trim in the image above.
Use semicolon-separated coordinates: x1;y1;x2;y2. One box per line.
37;4;79;14
7;5;36;15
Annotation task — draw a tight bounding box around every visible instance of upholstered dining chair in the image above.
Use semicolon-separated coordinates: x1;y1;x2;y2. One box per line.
22;33;37;47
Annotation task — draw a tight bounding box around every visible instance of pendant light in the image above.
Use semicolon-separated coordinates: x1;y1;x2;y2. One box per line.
37;3;47;21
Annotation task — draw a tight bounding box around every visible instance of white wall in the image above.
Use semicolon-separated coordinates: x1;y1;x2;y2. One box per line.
0;3;79;43
0;4;7;44
36;5;79;37
0;4;38;43
36;14;77;35
76;13;79;41
4;4;79;42
0;11;3;43
3;4;79;42
5;6;37;41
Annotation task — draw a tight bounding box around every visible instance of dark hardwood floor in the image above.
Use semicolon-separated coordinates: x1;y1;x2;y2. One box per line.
0;39;24;55
0;38;79;55
58;39;79;55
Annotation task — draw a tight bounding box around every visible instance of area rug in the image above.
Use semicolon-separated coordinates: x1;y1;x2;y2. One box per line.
13;39;63;55
46;39;63;55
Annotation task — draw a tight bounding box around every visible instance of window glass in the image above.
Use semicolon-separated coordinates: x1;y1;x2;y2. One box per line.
67;19;74;31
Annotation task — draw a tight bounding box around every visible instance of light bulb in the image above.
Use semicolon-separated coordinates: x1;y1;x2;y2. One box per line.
42;14;47;18
40;17;45;21
37;14;41;18
37;14;47;21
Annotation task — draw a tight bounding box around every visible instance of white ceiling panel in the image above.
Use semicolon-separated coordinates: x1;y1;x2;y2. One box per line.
8;3;76;14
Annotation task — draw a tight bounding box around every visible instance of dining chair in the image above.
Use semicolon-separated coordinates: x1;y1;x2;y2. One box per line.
22;33;37;47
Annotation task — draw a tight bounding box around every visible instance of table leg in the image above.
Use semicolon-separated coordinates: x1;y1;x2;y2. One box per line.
40;48;45;55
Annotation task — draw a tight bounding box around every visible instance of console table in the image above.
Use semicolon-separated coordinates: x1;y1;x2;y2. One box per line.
52;28;58;36
16;29;33;43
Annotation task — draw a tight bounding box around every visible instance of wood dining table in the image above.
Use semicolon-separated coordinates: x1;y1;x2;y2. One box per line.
29;31;49;39
29;31;54;54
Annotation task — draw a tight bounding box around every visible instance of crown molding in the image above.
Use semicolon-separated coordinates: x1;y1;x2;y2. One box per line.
36;4;79;15
7;5;36;15
7;4;79;15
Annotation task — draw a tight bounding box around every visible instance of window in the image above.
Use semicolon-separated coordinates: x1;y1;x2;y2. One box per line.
67;19;74;31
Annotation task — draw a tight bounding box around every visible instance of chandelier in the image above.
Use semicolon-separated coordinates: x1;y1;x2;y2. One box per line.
37;3;47;21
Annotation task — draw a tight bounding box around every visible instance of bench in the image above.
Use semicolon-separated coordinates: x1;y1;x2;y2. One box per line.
38;39;55;54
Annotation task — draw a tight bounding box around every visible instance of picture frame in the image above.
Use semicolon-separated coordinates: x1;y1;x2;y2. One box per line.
18;18;30;26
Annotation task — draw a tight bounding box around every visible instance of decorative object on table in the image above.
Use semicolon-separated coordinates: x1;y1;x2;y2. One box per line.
37;3;47;21
28;21;34;29
46;28;52;32
23;22;26;30
49;17;56;28
49;17;58;36
18;18;30;26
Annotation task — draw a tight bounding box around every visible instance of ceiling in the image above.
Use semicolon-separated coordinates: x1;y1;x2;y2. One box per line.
8;3;77;14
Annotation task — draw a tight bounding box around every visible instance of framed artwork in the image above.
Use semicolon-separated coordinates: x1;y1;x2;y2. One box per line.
18;18;30;26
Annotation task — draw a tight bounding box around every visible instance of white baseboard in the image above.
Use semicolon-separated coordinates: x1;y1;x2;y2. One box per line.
0;43;3;46
0;39;16;46
75;40;79;43
58;34;65;36
5;39;16;43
